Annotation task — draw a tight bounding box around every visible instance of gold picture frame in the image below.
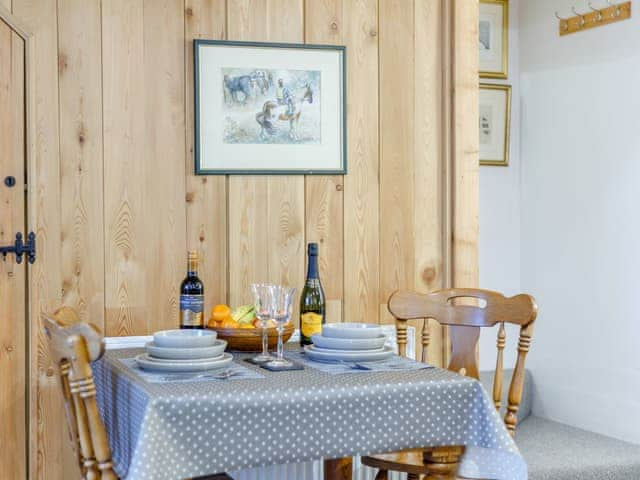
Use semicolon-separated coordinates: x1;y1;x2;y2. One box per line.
479;0;508;79
479;84;511;166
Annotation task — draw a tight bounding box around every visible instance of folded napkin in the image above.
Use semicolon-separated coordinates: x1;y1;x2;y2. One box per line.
285;350;433;375
118;357;265;384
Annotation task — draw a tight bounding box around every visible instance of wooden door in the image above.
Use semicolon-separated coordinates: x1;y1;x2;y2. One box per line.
0;11;27;479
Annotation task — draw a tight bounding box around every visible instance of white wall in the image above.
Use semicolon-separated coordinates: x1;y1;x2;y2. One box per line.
479;0;521;371
519;0;640;444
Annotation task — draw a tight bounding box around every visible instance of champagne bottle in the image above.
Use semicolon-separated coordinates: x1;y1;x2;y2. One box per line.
180;251;204;329
300;242;325;346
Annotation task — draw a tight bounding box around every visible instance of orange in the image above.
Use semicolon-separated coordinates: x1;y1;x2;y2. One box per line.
211;304;231;322
221;317;240;329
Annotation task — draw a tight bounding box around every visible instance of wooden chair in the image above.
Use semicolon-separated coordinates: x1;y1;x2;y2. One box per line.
361;288;538;480
43;307;234;480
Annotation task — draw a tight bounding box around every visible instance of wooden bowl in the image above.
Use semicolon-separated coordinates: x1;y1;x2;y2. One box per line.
208;323;295;352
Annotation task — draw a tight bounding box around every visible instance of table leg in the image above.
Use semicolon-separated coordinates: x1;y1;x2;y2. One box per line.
422;446;465;480
324;457;352;480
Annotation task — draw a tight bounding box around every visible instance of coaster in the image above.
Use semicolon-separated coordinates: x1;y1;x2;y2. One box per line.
244;357;272;366
259;361;304;372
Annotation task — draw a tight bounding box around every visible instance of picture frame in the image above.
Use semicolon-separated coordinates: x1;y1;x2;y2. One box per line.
479;0;508;79
479;84;511;166
194;39;347;175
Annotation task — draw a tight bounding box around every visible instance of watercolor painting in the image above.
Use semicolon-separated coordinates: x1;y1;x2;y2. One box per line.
221;68;321;144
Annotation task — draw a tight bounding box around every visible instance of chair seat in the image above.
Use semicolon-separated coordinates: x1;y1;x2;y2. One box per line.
517;416;640;480
362;447;469;478
362;450;431;475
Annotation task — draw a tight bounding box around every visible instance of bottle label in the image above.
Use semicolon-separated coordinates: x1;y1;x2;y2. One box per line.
301;312;323;338
180;294;204;326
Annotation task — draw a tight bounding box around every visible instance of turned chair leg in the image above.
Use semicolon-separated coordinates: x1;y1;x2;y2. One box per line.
422;446;464;480
374;470;388;480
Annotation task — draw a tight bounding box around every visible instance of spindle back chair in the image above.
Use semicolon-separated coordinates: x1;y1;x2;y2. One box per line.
390;288;537;434
43;307;117;480
361;288;537;480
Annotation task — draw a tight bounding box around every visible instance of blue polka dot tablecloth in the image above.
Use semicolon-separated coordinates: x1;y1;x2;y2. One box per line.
93;348;527;480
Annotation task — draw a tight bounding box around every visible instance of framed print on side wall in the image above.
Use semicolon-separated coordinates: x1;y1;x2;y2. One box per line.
194;39;346;175
479;84;511;166
479;0;508;79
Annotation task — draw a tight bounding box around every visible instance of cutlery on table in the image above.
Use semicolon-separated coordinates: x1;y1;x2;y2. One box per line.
160;369;242;382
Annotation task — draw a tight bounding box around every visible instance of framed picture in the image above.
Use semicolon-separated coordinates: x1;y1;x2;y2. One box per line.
479;84;511;166
194;39;346;175
479;0;508;79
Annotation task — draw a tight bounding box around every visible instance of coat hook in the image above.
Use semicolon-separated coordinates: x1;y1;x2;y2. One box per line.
572;5;587;26
588;2;603;21
555;11;570;31
606;0;622;17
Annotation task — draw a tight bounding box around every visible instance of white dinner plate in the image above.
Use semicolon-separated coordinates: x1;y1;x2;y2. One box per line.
304;345;394;362
135;352;233;372
322;323;383;339
153;329;217;348
145;339;227;360
311;334;386;351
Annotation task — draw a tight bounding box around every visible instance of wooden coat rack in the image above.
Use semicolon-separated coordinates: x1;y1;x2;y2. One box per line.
556;1;631;35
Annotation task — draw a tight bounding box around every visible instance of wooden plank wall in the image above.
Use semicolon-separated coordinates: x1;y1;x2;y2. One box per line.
4;0;479;477
0;6;27;478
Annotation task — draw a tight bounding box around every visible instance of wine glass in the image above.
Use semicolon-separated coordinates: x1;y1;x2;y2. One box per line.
266;285;296;368
250;283;276;363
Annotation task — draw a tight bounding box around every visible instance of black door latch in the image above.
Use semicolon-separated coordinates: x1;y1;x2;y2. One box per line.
0;232;36;264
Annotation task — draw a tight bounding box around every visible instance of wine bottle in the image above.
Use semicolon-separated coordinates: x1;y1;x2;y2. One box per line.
179;251;204;329
300;242;325;346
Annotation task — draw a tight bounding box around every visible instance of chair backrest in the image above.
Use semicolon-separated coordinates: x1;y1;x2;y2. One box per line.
42;307;118;480
388;288;537;436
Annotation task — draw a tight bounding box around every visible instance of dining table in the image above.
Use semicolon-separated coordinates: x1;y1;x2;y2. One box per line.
93;346;527;480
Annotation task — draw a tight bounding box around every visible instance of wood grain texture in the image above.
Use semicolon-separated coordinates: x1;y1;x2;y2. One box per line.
9;0;481;476
452;0;479;289
102;0;147;337
58;0;105;331
413;0;445;365
303;1;345;324
143;0;187;332
185;0;228;309
0;20;26;480
379;0;415;322
11;0;64;478
342;0;379;324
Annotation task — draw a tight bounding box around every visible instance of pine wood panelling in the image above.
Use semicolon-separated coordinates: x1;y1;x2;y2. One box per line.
379;0;415;321
413;0;445;364
0;19;26;479
143;0;187;332
8;1;479;476
11;0;64;478
57;1;103;476
452;0;479;288
304;0;344;324
343;0;379;324
102;0;147;337
58;0;105;331
185;0;228;309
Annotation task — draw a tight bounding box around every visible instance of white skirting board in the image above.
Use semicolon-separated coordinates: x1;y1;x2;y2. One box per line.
105;326;415;480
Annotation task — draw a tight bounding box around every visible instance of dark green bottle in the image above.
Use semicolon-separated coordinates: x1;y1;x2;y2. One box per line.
300;242;325;346
179;251;204;329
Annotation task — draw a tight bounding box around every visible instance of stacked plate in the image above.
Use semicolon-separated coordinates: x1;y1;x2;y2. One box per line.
135;329;232;372
305;323;393;362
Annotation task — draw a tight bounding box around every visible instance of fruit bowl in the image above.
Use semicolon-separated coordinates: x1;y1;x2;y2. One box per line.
208;323;295;352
